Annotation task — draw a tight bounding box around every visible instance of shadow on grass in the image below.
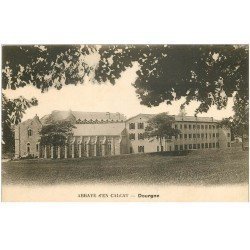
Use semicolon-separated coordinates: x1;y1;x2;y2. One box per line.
2;148;249;186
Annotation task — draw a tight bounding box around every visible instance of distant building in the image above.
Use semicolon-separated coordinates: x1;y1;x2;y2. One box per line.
15;110;127;158
126;114;231;153
14;110;231;159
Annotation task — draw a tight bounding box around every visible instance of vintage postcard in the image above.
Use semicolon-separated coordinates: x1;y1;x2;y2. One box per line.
1;44;249;201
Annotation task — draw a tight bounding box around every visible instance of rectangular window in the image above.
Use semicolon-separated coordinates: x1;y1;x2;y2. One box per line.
216;142;219;148
213;143;215;148
193;134;196;138
157;146;159;152
180;124;183;129
209;134;212;138
201;133;204;138
189;134;192;139
184;145;188;150
175;145;178;151
209;143;212;148
36;144;39;152
138;133;144;140
201;143;204;149
205;133;208;138
193;144;197;149
193;125;196;129
184;134;187;139
213;133;215;138
197;134;200;138
205;143;208;148
197;144;201;149
205;125;208;129
180;145;183;151
139;146;145;153
189;144;192;149
189;125;192;129
179;134;183;139
138;122;144;129
216;133;219;138
201;125;204;129
184;124;187;129
209;125;212;129
175;124;178;129
129;123;135;129
129;133;135;140
197;125;200;129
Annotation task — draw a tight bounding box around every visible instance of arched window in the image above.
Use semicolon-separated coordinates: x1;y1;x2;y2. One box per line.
27;143;30;154
28;128;32;137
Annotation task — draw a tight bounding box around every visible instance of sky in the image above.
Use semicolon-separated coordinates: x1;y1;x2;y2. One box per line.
3;61;234;121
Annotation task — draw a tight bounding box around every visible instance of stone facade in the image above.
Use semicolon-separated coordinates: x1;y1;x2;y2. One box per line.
126;114;231;154
15;115;42;158
14;111;231;159
14;111;129;159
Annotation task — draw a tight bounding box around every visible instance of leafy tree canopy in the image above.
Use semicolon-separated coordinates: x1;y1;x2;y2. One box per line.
95;45;248;114
2;93;38;153
145;113;180;147
39;121;76;147
2;93;38;126
2;45;96;92
2;44;248;120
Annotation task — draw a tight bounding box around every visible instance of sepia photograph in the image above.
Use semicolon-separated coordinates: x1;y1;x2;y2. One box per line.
1;44;249;201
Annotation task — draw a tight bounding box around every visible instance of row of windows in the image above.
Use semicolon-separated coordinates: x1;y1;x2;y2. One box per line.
129;133;144;140
129;122;144;130
139;142;231;153
130;122;220;131
176;133;220;139
175;124;219;130
175;142;220;151
129;132;225;141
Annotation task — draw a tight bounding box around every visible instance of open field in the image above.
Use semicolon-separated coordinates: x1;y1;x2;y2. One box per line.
2;148;248;186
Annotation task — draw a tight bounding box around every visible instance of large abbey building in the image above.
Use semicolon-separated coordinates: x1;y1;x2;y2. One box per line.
14;110;231;159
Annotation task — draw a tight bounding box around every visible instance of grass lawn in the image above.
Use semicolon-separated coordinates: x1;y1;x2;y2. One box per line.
2;148;249;186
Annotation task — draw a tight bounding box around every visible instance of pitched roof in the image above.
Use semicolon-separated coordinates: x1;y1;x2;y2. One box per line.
174;115;219;123
40;110;126;124
73;123;126;136
126;113;219;123
72;111;126;121
126;113;156;122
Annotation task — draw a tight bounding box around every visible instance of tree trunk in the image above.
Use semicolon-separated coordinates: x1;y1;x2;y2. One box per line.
160;137;163;152
242;133;245;151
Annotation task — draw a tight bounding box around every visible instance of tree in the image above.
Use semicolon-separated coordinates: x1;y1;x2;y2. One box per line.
219;96;249;150
3;45;248;111
2;45;96;92
2;45;93;151
2;45;248;145
96;45;248;151
2;93;38;154
144;113;180;151
39;121;76;147
95;45;248;114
